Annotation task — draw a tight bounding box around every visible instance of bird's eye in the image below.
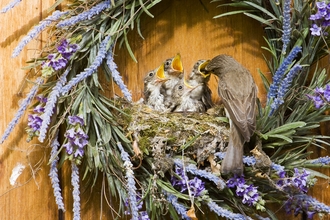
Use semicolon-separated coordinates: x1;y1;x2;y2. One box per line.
148;72;154;77
165;60;171;67
178;85;183;90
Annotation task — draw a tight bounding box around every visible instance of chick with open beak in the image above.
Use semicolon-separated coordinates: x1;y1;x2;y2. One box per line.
143;63;169;111
185;59;213;110
160;53;185;109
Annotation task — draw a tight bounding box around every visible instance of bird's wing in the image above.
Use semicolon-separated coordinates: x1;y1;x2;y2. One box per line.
218;71;257;141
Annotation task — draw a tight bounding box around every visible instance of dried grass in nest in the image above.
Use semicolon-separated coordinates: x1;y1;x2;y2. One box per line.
125;101;230;176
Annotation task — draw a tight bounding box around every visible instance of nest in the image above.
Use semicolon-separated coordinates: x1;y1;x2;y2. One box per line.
126;101;230;176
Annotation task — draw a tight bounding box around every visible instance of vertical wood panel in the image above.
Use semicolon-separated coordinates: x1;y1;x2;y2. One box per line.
0;0;329;219
114;0;269;104
0;0;58;219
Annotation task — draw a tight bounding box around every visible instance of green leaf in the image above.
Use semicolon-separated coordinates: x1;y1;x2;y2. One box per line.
243;1;277;20
124;29;138;62
264;121;306;136
267;134;293;143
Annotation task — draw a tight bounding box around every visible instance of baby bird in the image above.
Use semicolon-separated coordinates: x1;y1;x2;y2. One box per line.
185;59;213;111
143;63;169;111
170;78;210;113
161;53;184;108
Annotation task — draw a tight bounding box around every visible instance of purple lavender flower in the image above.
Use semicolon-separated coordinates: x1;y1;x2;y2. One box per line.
61;36;110;95
165;192;190;220
311;156;330;165
227;175;261;207
171;164;205;197
36;95;48;103
71;163;81;220
27;114;43;132
12;11;67;57
57;39;79;60
0;0;21;13
307;84;330;108
226;175;246;188
49;133;65;211
309;1;330;36
173;158;226;189
38;68;70;143
310;24;322;36
243;156;256;166
267;46;301;104
281;0;291;54
57;1;111;28
171;165;189;192
271;163;285;172
117;142;139;220
207;200;251;220
189;177;205;197
270;64;302;114
276;168;311;193
63;116;88;158
1;78;43;144
68;115;84;126
236;184;259;206
106;50;132;101
124;194;150;220
284;193;330;219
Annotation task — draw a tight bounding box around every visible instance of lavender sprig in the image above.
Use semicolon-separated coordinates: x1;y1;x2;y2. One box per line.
270;64;302;114
71;163;80;220
0;78;43;144
165;192;191;220
56;1;111;28
207;200;252;220
284;193;330;219
281;0;291;54
106;51;132;101
173;158;226;189
49;132;65;211
310;156;330;165
12;10;67;57
0;0;21;13
215;152;257;166
117;142;139;220
38;68;70;143
61;36;110;95
267;46;302;103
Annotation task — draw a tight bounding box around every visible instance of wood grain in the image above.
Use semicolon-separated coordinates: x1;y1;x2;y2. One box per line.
0;0;329;219
0;0;58;219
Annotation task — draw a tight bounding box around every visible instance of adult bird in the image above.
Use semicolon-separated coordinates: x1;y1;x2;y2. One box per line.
185;59;213;111
205;54;257;175
143;63;169;111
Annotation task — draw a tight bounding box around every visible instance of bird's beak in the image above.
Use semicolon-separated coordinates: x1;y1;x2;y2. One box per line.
184;78;197;90
199;60;211;78
171;53;184;74
156;63;169;82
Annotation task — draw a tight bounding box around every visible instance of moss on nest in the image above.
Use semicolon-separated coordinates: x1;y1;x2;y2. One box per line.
125;102;230;175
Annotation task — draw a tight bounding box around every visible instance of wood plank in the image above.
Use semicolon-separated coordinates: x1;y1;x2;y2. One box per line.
0;0;58;219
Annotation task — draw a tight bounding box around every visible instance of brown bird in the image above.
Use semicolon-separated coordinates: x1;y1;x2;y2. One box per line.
205;54;257;175
185;59;213;111
161;53;184;108
143;63;169;111
170;78;209;113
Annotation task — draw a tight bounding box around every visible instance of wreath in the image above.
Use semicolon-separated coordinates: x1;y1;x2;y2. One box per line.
1;0;330;219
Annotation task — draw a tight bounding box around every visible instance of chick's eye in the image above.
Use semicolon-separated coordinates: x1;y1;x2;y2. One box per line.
165;61;171;67
148;72;154;77
178;85;183;90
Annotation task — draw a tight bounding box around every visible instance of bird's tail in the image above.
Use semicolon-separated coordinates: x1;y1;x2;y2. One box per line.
221;123;245;175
